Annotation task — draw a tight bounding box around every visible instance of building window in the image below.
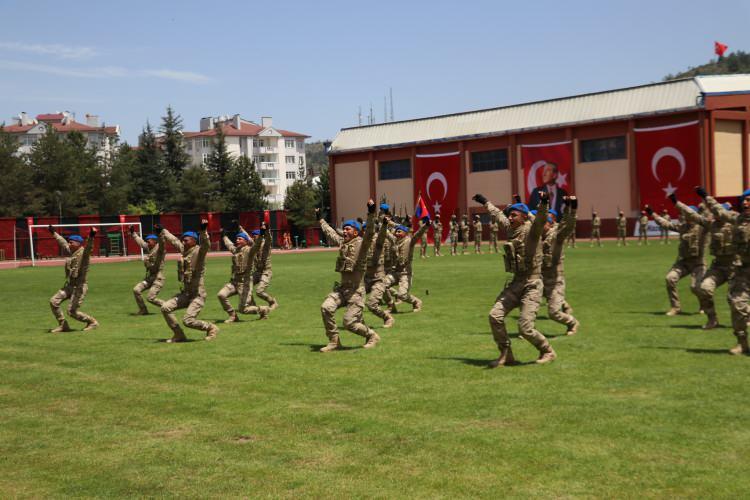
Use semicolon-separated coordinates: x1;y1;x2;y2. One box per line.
286;155;296;164
186;140;192;151
470;149;508;172
580;136;626;162
202;153;209;164
253;139;262;147
378;159;411;180
22;135;37;146
299;156;304;166
286;171;296;180
285;139;295;148
253;156;260;164
202;138;210;148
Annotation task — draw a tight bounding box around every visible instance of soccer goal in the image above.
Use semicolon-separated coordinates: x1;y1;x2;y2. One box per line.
28;222;145;267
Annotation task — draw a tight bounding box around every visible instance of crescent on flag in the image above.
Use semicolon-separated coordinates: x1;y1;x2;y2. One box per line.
426;172;448;201
526;160;546;193
651;147;685;182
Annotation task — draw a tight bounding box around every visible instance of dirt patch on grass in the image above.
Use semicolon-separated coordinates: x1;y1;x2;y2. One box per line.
232;435;257;444
151;427;193;439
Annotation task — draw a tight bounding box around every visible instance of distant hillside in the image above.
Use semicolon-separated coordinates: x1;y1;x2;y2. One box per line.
664;50;750;80
305;141;328;176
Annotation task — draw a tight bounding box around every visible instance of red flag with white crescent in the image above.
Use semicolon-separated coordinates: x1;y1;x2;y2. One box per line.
635;121;702;214
413;152;460;242
715;41;728;57
522;141;573;213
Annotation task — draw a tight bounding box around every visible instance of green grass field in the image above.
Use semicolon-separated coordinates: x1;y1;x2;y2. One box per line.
2;241;750;498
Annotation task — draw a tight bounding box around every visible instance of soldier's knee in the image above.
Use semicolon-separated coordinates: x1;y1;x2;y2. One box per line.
665;274;678;286
517;315;534;334
160;303;173;314
342;314;358;329
133;284;141;294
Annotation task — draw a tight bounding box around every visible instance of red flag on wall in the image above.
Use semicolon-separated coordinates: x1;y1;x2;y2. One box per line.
715;41;728;57
521;141;573;214
413;152;460;243
635;121;702;212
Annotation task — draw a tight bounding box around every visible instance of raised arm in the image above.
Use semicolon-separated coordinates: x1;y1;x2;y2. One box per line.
317;208;344;246
530;195;549;240
50;227;72;256
161;227;184;252
222;233;237;254
372;216;390;260
556;198;578;241
675;201;708;226
409;220;429;250
476;196;510;231
355;204;377;268
129;226;150;250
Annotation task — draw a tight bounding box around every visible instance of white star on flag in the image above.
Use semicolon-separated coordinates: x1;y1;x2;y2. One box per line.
662;182;678;197
556;172;568;188
433;201;442;213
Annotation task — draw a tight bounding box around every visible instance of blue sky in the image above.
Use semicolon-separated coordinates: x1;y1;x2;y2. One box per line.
1;0;749;144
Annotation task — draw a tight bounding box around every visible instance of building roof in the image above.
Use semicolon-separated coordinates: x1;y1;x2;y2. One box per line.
183;120;309;139
329;74;750;154
3;121;118;135
36;113;65;121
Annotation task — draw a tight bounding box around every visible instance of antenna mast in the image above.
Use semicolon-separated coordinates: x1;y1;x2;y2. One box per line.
390;87;394;121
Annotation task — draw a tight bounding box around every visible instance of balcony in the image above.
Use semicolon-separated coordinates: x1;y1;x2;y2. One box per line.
254;146;277;154
259;162;277;170
260;170;279;184
266;193;284;204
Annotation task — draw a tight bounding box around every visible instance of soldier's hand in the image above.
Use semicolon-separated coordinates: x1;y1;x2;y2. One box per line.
472;193;488;205
367;199;376;214
47;224;55;234
230;218;239;230
569;196;578;210
695;186;708;199
513;193;522;204
668;193;678;205
315;207;321;218
260;221;267;234
128;225;135;235
644;205;654;216
89;227;97;237
154;223;163;233
421;216;431;226
200;219;209;230
356;217;364;225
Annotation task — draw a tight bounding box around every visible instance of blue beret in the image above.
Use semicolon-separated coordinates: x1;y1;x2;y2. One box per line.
251;230;261;236
688;206;698;212
510;203;530;215
67;235;84;243
145;234;158;241
743;188;750;199
380;203;390;211
547;215;554;223
182;231;199;240
529;209;537;216
342;219;361;232
236;232;250;241
549;209;558;218
396;225;409;232
722;202;732;210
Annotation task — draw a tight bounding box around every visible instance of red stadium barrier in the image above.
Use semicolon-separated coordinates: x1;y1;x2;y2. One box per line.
34;216;61;258
0;218;16;260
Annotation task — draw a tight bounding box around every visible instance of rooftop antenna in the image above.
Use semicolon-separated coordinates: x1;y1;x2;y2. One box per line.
358;106;362;126
384;95;388;123
390;87;394;122
368;103;374;125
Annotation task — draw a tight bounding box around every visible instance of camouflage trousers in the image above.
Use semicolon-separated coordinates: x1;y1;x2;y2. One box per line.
50;283;94;324
321;285;370;340
543;276;577;328
434;238;442;256
591;228;601;246
450;235;458;255
420;239;427;258
217;280;251;315
660;228;670;244
727;265;750;340
365;274;395;320
638;229;648;245
617;229;627;246
395;271;419;306
665;258;705;310
489;234;499;253
161;290;212;333
252;270;276;306
474;237;482;254
462;235;469;254
697;260;734;318
133;274;165;312
488;277;548;351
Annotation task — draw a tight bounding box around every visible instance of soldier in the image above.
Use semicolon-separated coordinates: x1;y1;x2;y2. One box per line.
364;214;396;328
566;228;577;248
542;196;580;335
317;200;379;352
473;215;483;254
590;211;602;247
472;192;557;367
660;209;671;244
449;214;459;256
160;220;219;342
432;214;443;256
245;225;278;313
460;214;470;255
646;201;706;316
419;226;429;259
47;225;99;332
698;187;750;354
129;226;166;315
638;210;649;245
616;211;627;246
675;199;735;329
392;218;430;313
217;226;266;323
489;215;500;253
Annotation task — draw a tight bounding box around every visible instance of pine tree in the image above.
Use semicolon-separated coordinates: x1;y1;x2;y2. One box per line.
171;164;216;212
160;105;190;180
133;122;173;210
315;165;331;211
205;125;233;204
0;126;38;216
224;156;268;211
284;178;318;230
99;144;136;215
28;124;74;216
65;130;101;215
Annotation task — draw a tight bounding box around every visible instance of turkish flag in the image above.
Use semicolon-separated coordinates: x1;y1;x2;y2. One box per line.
522;141;573;213
635;121;702;214
715;41;728;57
413;152;460;243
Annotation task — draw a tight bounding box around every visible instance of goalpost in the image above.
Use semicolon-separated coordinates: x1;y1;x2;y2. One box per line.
28;222;145;267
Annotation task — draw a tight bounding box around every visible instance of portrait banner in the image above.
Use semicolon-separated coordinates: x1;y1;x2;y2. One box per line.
522;141;573;214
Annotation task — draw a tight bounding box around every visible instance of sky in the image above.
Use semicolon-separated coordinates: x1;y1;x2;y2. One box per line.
1;0;749;144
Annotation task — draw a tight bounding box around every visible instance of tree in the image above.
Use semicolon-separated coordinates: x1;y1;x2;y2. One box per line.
224;156;268;211
284;178;318;232
132;122;173;210
170;164;216;213
99;144;136;215
315;165;331;212
205;125;233;205
0;126;38;216
304;141;328;176
664;50;750;80
28;124;75;216
65;130;102;215
160;105;190;180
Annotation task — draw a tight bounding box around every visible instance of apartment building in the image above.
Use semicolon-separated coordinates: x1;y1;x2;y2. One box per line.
183;114;309;206
4;111;119;157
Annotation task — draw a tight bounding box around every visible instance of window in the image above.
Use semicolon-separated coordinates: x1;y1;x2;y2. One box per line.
186;140;192;151
202;138;211;148
202;153;209;164
286;155;296;164
580;136;626;162
471;149;508;172
378;159;411;180
285;139;295;148
22;135;37;146
253;156;260;164
299;156;304;166
286;171;296;180
254;139;263;147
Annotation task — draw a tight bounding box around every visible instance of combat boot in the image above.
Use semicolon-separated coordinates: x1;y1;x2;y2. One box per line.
536;343;557;364
363;330;380;349
259;306;270;320
703;315;719;330
729;336;750;355
488;346;517;368
665;307;681;316
566;320;580;336
50;320;72;333
205;324;219;341
224;312;239;323
269;299;279;311
166;326;187;343
562;302;574;315
412;299;423;313
320;335;341;352
83;319;99;331
136;308;149;316
383;314;395;328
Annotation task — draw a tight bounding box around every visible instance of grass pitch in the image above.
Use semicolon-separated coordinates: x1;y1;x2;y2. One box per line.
2;241;750;497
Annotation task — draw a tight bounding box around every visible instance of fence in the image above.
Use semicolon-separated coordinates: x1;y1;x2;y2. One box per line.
0;210;327;261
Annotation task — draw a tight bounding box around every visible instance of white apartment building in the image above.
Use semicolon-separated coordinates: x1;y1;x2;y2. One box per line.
4;111;119;157
183;114;309;206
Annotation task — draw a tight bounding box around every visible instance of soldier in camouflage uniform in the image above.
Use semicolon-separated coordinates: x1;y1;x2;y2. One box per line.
391;217;430;312
473;192;557;367
48;226;99;332
638;210;649;245
449;214;459;256
473;215;483;254
646;202;706;316
489;215;500;253
217;226;266;323
160;220;219;342
699;187;750;355
129;226;167;315
660;209;671;244
317;200;380;352
244;225;278;313
432;214;443;257
616;211;628;246
364;215;396;328
419;226;429;259
541;196;580;335
590;212;602;247
460;214;470;255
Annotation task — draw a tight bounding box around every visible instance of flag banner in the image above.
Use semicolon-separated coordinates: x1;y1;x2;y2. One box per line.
414;194;430;220
635;121;701;214
522;141;573;214
715;41;728;57
413;152;460;243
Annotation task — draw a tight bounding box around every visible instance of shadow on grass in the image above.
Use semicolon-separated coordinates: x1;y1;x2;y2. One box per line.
279;342;361;352
154;338;199;343
618;311;702;316
430;356;537;368
639;345;730;355
667;324;711;331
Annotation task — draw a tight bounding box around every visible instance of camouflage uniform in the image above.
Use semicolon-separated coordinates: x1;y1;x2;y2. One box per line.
542;205;579;333
217;232;264;321
247;229;278;312
489;217;500;253
393;221;429;311
449;217;459;256
364;219;395;326
419;229;428;259
617;214;627;246
652;211;706;314
319;212;379;351
432;218;443;256
131;231;167;314
49;232;97;331
638;214;649;245
660;212;671;244
590;215;602;247
473;218;483;254
460;216;470;255
484;198;556;364
161;228;217;341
